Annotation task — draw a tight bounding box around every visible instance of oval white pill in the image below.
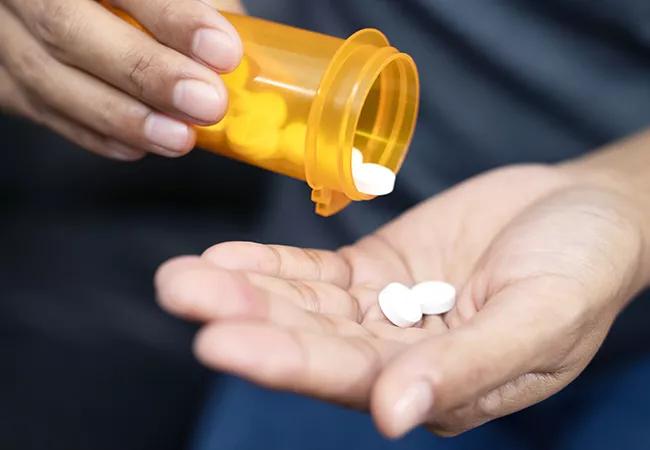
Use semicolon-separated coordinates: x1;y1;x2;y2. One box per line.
353;163;396;196
411;281;456;315
378;282;422;328
352;147;364;168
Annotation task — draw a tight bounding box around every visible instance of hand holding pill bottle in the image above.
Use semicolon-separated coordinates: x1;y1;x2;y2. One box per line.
102;3;419;215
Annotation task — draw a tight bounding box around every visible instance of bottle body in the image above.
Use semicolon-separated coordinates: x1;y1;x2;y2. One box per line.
198;14;341;183
103;6;419;216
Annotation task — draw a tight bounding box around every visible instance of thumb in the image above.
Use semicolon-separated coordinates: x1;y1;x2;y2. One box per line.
371;281;578;438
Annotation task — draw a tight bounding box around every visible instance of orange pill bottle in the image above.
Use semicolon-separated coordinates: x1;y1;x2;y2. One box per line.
104;6;419;216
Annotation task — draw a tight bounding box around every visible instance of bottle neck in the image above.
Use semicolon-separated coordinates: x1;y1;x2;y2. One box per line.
305;29;420;216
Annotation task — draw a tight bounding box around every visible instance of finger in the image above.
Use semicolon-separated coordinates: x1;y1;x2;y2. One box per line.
371;280;573;438
202;241;352;288
246;272;360;320
107;0;242;72
42;109;146;161
157;258;430;343
7;0;227;124
194;321;402;408
155;256;364;334
0;63;144;160
0;4;195;156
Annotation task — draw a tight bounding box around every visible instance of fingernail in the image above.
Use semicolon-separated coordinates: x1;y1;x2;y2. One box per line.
391;381;433;437
192;28;240;71
173;79;224;123
144;113;191;153
105;140;145;161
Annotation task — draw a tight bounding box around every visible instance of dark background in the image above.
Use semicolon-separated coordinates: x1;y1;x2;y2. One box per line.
2;0;650;449
0;118;269;449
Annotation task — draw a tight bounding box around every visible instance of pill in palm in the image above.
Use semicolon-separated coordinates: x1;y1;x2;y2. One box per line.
353;162;396;196
378;282;422;328
411;281;456;315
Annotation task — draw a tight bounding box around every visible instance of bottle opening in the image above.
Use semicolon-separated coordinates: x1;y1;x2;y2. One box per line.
353;53;419;174
305;28;420;216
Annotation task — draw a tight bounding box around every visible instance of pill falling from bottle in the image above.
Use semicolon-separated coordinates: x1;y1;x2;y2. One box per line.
351;147;396;196
378;281;457;327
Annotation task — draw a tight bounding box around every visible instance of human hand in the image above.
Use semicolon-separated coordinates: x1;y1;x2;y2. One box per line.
0;0;242;160
155;164;650;438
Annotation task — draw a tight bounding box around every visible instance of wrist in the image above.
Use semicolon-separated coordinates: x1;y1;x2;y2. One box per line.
558;132;650;289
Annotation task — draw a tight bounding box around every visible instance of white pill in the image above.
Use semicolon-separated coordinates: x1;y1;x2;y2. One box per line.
411;281;457;315
353;163;396;196
378;282;422;328
352;147;364;168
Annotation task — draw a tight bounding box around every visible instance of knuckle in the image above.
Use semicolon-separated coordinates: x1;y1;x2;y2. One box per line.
153;0;183;33
125;51;161;98
32;1;81;51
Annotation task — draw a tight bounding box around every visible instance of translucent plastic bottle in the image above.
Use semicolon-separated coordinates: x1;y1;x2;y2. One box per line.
103;5;419;216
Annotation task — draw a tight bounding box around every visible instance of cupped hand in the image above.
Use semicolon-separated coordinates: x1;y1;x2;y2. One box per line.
0;0;243;160
155;164;650;438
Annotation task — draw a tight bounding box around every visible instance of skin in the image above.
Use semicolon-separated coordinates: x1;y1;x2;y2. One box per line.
3;0;648;440
0;0;244;160
155;131;650;438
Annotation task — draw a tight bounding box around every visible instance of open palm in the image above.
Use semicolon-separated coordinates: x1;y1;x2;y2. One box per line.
156;164;648;437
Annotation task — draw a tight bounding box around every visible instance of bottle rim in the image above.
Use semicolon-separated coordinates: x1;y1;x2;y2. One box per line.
306;29;420;216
